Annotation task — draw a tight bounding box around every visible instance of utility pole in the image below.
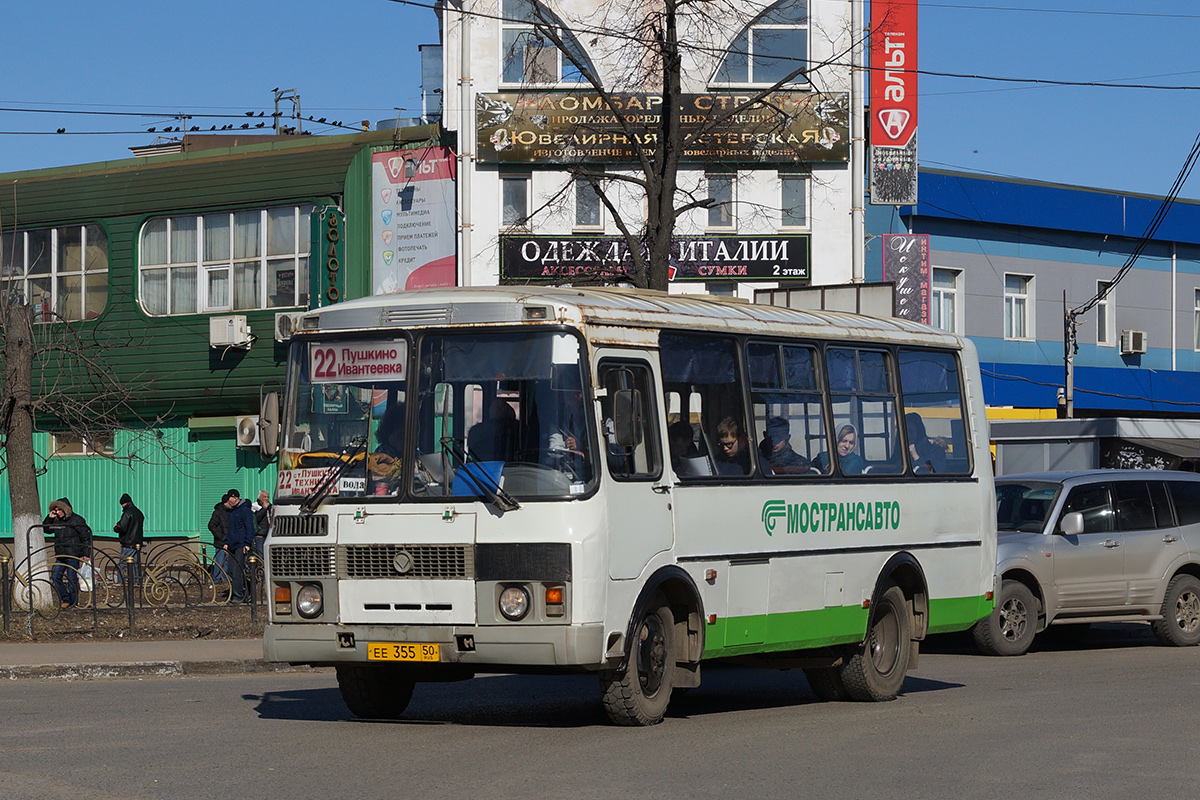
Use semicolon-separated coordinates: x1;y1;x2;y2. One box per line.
273;89;302;134
1063;290;1077;418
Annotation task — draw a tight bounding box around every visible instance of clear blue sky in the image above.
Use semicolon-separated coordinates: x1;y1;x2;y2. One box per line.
3;1;1200;201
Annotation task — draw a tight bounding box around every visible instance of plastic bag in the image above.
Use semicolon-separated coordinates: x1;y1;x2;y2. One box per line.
78;562;94;593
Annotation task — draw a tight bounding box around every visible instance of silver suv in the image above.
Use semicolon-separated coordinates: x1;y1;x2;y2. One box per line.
974;470;1200;656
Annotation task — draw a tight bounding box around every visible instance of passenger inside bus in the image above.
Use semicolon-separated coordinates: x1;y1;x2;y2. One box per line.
760;416;811;474
714;416;752;476
905;412;946;475
368;400;406;491
814;424;864;475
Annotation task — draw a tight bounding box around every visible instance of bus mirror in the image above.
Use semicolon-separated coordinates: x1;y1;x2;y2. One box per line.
260;388;280;459
613;389;643;447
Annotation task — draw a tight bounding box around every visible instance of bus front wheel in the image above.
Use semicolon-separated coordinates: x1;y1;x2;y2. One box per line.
336;664;416;720
600;593;676;726
839;584;912;702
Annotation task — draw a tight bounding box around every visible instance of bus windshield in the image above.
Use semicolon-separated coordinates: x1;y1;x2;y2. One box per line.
277;330;595;502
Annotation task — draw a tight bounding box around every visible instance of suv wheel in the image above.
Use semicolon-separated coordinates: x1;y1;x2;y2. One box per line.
973;579;1037;656
1151;574;1200;647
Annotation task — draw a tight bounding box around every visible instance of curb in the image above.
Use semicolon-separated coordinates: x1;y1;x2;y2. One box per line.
0;659;327;681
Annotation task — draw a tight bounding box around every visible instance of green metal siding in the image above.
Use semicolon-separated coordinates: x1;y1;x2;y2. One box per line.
0;425;277;541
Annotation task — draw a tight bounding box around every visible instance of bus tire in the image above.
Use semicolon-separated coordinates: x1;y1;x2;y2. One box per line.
839;584;912;702
600;593;675;726
803;667;849;702
1150;574;1200;647
335;664;416;720
972;579;1037;656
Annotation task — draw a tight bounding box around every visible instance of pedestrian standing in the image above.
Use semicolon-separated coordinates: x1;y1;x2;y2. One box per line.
207;492;231;580
252;489;274;560
44;498;92;609
113;492;146;585
223;489;255;604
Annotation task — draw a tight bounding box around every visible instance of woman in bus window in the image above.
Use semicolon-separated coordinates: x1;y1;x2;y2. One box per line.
814;424;864;475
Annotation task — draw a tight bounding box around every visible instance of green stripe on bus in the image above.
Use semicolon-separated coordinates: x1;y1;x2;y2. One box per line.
700;594;993;659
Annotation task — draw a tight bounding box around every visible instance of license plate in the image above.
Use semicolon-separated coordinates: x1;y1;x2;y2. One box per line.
366;642;440;662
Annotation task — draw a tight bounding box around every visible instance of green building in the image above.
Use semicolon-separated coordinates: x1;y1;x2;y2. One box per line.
0;126;441;544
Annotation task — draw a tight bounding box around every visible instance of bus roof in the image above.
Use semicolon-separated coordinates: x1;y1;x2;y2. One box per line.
301;286;965;349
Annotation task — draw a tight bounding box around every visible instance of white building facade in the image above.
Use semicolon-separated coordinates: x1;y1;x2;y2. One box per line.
439;0;862;296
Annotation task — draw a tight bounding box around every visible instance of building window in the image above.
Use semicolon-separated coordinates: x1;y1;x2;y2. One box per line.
931;268;961;334
707;172;735;228
500;0;594;85
1096;280;1115;346
575;174;603;229
1194;290;1200;351
780;173;808;227
139;205;311;316
1004;274;1033;340
51;431;114;457
713;0;808;85
501;175;531;227
1;224;108;322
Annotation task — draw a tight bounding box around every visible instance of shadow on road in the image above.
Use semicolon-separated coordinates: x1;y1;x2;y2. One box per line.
247;662;964;727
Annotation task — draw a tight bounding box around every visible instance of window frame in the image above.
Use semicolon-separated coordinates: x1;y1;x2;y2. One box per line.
138;205;312;317
711;0;810;87
51;431;115;457
501;174;532;229
706;171;736;230
1;224;109;323
499;0;593;87
1096;280;1115;347
1003;273;1034;341
574;174;604;230
931;267;962;335
779;172;809;229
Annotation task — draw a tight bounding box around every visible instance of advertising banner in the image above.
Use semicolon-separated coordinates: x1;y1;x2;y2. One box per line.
372;146;457;293
310;206;345;308
501;234;811;283
882;233;930;322
869;0;919;205
477;92;849;164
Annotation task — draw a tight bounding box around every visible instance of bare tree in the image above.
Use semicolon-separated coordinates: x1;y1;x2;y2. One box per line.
473;0;860;289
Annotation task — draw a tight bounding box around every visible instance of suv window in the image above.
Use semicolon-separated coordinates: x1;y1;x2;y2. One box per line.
1169;481;1200;525
1060;483;1114;533
1148;481;1175;528
1114;481;1156;531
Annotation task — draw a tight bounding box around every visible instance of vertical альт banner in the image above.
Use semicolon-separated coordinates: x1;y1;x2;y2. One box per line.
870;0;918;205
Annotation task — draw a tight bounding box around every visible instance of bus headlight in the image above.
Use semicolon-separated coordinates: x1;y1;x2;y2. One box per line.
498;586;530;621
296;583;323;619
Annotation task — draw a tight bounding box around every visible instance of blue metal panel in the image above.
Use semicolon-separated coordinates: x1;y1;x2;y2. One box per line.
981;360;1200;414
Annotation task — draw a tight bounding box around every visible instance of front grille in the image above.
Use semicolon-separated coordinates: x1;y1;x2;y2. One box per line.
270;545;336;578
274;515;328;537
340;544;473;579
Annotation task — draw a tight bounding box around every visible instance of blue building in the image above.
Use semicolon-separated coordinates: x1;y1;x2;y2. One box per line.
869;169;1200;419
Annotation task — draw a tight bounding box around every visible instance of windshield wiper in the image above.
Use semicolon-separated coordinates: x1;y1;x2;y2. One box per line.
440;436;521;512
301;435;368;514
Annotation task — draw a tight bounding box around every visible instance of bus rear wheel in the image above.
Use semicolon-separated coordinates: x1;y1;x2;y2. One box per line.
336;664;416;720
803;667;850;702
839;584;912;702
600;593;676;726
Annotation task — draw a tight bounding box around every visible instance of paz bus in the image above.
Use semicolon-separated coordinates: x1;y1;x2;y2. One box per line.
261;286;996;725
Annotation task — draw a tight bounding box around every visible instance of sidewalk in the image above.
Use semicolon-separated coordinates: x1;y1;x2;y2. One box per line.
0;638;319;681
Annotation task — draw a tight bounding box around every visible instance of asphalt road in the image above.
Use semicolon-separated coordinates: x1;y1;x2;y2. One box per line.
2;623;1197;800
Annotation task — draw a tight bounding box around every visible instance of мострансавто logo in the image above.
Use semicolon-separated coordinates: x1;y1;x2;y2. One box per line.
761;499;902;536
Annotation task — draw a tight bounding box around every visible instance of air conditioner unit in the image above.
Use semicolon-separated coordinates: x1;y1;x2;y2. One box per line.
1120;329;1147;355
275;312;304;342
235;415;261;447
209;315;252;348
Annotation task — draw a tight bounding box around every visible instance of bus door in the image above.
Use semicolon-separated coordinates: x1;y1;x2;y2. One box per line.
594;353;674;580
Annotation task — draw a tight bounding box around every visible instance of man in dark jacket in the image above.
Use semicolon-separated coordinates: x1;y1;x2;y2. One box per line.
207;493;231;580
223;489;256;604
113;492;146;585
44;497;92;609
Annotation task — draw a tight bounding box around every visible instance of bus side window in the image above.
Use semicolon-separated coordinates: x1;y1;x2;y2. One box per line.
661;331;751;478
825;347;901;476
749;342;826;477
598;362;661;481
898;349;971;476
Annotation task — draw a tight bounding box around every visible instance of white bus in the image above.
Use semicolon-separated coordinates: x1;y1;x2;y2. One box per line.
262;286;996;725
